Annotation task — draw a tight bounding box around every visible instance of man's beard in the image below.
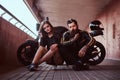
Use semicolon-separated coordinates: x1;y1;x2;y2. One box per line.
71;29;79;36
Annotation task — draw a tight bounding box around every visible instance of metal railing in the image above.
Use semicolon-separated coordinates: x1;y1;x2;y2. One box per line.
0;4;37;39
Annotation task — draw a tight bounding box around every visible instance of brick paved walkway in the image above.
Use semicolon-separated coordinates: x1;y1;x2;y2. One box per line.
0;59;120;80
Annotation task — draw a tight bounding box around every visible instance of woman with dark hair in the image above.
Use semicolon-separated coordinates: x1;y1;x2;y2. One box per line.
28;20;63;71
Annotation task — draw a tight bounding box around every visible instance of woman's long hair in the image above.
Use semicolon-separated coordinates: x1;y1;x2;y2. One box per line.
39;20;54;37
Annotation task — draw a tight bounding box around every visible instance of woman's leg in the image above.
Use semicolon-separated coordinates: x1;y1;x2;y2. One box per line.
28;44;58;71
32;46;46;64
28;46;46;71
53;50;64;65
39;44;59;63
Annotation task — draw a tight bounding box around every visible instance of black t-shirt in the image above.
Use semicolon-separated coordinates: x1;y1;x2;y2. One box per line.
40;33;61;50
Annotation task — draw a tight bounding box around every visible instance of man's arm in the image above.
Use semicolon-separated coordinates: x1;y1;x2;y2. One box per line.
83;31;95;47
61;31;80;45
78;31;95;57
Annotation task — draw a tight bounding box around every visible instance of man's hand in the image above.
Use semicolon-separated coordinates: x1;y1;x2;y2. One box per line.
71;33;80;42
78;46;88;57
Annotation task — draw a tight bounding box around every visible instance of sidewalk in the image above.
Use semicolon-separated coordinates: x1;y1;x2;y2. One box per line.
0;59;120;80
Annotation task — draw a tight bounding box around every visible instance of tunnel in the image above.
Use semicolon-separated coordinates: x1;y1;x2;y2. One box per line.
24;0;120;60
0;0;120;80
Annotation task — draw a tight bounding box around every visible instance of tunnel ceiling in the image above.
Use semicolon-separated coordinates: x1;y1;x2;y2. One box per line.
24;0;111;29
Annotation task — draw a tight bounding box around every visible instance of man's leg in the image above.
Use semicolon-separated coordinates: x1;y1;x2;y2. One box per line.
78;51;91;70
59;45;89;71
59;45;79;65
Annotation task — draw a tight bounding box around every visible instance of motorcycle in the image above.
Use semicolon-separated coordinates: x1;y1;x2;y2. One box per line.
17;20;106;66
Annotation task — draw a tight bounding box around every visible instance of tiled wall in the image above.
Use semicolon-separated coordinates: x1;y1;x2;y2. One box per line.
0;17;33;66
96;0;120;60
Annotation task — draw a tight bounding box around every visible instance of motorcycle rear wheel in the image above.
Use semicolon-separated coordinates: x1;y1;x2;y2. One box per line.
88;41;106;65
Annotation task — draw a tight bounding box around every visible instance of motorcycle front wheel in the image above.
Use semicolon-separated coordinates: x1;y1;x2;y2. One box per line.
17;40;38;66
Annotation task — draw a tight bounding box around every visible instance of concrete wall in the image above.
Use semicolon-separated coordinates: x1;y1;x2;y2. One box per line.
0;17;33;66
96;0;120;60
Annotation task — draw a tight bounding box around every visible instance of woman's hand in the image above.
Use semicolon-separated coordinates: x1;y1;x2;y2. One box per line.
38;32;43;37
50;44;58;51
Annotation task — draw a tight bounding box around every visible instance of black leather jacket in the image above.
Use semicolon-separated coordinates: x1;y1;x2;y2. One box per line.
61;29;95;50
